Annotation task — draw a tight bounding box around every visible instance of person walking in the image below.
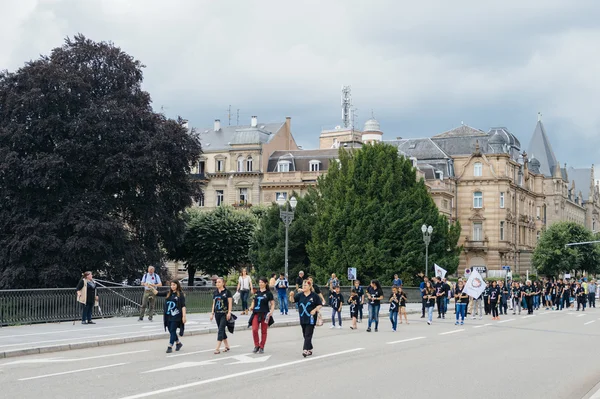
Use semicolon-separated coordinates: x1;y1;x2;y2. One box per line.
499;280;509;315
576;282;586;312
139;266;162;322
274;273;289;315
589;280;597;308
153;280;186;353
512;282;522;315
211;277;233;354
420;276;429;318
348;289;359;330
454;280;468;325
424;281;436;325
76;271;98;325
250;277;274;354
289;280;323;357
398;286;409;325
433;277;445;319
237;268;253;315
483;281;491;315
532;281;541;310
389;286;400;331
353;280;365;322
489;280;500;320
366;280;384;332
329;286;344;329
562;279;571;310
523;280;534;315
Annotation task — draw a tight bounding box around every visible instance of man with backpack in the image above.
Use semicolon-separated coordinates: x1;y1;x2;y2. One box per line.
139;266;162;321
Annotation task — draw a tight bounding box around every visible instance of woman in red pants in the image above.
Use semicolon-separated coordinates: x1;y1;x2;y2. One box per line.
250;277;275;354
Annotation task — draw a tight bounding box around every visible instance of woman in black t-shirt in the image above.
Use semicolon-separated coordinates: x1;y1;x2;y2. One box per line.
353;280;365;322
210;277;233;354
489;280;501;320
398;286;409;325
154;280;186;353
366;280;384;332
424;281;436;325
250;277;275;353
289;280;323;357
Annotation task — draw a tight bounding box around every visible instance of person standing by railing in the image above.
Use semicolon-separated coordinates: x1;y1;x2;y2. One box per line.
237;268;253;315
139;266;162;322
76;271;98;325
274;273;289;315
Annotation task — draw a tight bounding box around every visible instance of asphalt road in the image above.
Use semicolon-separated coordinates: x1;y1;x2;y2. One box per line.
2;307;600;399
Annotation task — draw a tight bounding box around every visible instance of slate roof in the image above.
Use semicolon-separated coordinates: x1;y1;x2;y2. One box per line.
527;120;558;177
567;167;593;201
432;124;488;138
396;138;450;160
198;122;284;151
267;149;339;173
431;136;489;156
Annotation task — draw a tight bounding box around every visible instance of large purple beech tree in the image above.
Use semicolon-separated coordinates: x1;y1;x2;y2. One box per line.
0;35;202;288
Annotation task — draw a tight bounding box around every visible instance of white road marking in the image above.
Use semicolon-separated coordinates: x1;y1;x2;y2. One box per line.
386;337;426;345
473;324;492;329
577;314;587;318
0;323;163;339
498;319;515;324
167;345;242;358
523;315;536;319
2;350;149;366
439;329;464;335
146;354;270;372
18;362;128;381
584;320;595;325
121;349;364;399
539;312;551;315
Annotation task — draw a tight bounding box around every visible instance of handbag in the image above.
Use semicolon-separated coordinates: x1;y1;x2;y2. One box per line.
233;291;241;304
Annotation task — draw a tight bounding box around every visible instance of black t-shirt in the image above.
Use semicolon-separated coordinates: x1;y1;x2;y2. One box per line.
456;287;469;304
213;289;232;313
253;289;274;313
425;289;436;307
442;283;450;296
483;287;491;297
501;286;509;298
296;276;306;288
348;294;359;314
313;283;321;295
399;292;407;307
165;292;186;321
367;286;383;305
523;285;533;296
294;291;321;324
434;282;443;296
489;287;500;301
354;286;365;304
389;293;400;312
329;292;344;310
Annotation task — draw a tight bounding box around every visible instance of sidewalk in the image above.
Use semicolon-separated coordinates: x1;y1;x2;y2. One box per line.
0;303;423;358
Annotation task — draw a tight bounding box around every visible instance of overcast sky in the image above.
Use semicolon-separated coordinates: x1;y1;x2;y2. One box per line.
2;0;599;166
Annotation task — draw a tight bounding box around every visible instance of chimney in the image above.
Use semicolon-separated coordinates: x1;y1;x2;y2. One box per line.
251;116;258;128
214;119;221;132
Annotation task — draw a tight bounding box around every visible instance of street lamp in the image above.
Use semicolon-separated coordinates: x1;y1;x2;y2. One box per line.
421;224;433;277
277;194;297;279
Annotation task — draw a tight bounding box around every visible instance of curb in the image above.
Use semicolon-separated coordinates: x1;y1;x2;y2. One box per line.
0;309;420;359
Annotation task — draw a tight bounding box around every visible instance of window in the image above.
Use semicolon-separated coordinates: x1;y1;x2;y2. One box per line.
216;159;224;172
246;157;253;172
309;160;320;172
277;161;290;172
473;191;483;208
198;195;205;207
198;160;205;174
275;192;287;201
237;156;244;172
239;188;248;204
536;206;540;219
474;162;482;177
443;199;449;209
473;222;483;241
500;221;505;241
216;190;224;206
500;192;505;208
536;231;541;243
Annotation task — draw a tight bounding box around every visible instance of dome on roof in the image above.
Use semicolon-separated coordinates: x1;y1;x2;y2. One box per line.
530;157;541;167
363;118;382;133
489;132;507;145
488;127;520;149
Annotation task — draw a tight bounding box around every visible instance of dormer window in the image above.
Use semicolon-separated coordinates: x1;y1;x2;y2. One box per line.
309;160;321;172
474;162;482;177
277;160;291;172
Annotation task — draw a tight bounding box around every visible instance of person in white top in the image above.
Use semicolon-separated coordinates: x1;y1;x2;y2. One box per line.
139;266;162;321
237;268;253;315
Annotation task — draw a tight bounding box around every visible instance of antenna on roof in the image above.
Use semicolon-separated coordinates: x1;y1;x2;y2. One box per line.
371;109;375;119
342;86;352;128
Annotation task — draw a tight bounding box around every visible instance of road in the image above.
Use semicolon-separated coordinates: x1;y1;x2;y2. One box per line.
2;307;600;399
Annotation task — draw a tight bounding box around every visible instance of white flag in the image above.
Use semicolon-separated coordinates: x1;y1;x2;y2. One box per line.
434;264;447;279
463;269;486;299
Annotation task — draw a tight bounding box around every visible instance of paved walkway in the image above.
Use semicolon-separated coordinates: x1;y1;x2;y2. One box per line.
0;303;423;358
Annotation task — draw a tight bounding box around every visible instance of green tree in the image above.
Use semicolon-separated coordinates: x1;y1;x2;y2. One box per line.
175;207;257;284
250;190;317;280
307;143;460;286
532;222;600;277
0;35;202;288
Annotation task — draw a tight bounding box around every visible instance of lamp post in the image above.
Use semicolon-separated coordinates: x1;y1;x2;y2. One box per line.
421;224;433;277
277;194;297;279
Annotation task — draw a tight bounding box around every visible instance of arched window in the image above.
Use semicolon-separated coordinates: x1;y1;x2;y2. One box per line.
474;162;482;177
246;156;253;172
237;156;244;172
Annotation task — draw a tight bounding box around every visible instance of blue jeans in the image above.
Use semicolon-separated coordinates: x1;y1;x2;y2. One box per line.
368;304;380;329
427;306;434;322
240;290;250;311
168;321;180;346
456;303;466;322
533;295;539;309
331;308;342;326
389;311;398;330
278;291;288;314
82;304;93;322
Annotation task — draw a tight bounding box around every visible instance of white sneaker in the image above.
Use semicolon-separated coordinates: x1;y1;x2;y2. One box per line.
479;316;482;320
337;325;342;329
330;325;335;329
427;321;432;325
472;316;476;320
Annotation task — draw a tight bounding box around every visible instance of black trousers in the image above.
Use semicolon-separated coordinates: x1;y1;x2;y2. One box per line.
490;301;498;317
588;293;596;308
577;296;586;311
215;313;228;341
499;298;508;315
301;324;315;351
358;304;363;320
483;297;490;314
422;298;426;316
436;297;445;316
525;296;534;314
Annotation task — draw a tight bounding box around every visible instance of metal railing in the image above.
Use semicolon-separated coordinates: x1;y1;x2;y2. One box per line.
0;286;421;326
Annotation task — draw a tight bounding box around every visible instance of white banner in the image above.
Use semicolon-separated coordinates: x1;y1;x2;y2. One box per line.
434;264;447;279
463;269;486;299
